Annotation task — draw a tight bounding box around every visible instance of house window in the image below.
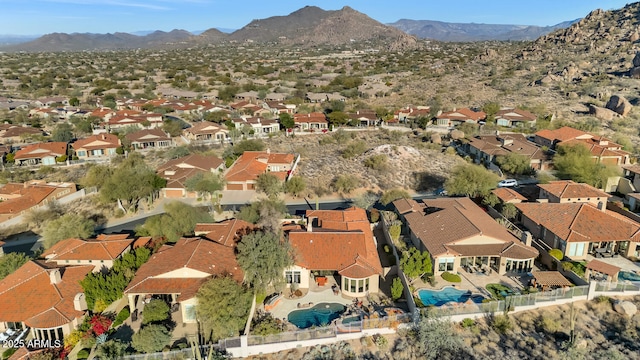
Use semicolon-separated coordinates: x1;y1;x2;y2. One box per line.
65;260;69;263
77;151;86;157
358;280;364;293
365;278;369;292
350;279;356;293
184;304;196;321
344;280;348;291
438;258;455;272
568;243;585;257
285;271;300;284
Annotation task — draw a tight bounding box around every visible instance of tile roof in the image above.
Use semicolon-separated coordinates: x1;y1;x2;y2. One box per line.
125;237;243;298
446;242;538;260
0;261;93;328
14;142;67;160
535;126;588;143
436;108;486;121
42;236;133;262
538;180;610;200
532;271;572;287
184;121;227;136
293;112;327;123
492;188;527;203
125;128;172;143
157;154;224;190
0;126;42;139
288;207;382;278
560;139;630;161
393;198;426;215
71;133;120;151
197;219;254;247
495;108;537;122
0;184;59;216
225;151;294;183
586;259;621;276
468;134;547;160
516;202;640;243
404;198;527;256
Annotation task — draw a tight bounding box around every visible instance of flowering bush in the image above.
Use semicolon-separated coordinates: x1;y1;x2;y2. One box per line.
90;314;113;336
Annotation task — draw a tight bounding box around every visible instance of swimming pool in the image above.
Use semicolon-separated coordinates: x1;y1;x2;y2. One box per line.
618;271;640;282
418;287;484;306
287;303;346;329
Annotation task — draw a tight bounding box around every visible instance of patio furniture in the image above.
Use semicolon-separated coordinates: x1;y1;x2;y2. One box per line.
171;303;180;313
316;276;328;286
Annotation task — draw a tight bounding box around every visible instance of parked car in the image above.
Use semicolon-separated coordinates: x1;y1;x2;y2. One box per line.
498;179;518;188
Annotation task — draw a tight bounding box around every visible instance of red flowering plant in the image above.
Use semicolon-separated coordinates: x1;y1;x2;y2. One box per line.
89;314;113;336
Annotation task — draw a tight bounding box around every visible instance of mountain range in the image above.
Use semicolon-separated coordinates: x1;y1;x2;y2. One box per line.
0;6;578;52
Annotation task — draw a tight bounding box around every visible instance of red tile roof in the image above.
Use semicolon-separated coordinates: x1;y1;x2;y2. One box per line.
225;151;294;183
196;219;254;247
71;133;120;151
0;261;92;328
586;259;621;276
288;207;382;278
538;180;610;200
436;108;486;121
495;108;537;122
516;202;640;243
157;154;224;190
14;142;67;160
125;237;243;299
492;188;527;203
535;126;588;143
125;128;171;143
42;237;133;262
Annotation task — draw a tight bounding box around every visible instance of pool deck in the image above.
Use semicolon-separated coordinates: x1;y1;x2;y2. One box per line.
269;288;353;321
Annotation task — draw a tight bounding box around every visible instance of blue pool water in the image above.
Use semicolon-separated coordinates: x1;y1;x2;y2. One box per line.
418;287;484;306
618;271;640;282
288;303;346;329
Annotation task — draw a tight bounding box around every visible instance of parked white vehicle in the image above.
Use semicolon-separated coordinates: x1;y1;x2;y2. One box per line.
498;179;518;188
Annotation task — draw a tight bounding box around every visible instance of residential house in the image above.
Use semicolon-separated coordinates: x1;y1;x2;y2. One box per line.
124;236;243;325
491;188;527;204
516;202;640;260
0;126;43;143
194;218;254;246
264;93;288;102
231;117;280;136
42;234;135;272
494;108;537;128
537;180;611;206
397;197;538;275
184;121;229;144
265;101;295;116
347;110;379;127
435;108;486;127
157;154;225;198
104;112;163;130
305;92;346;103
293;113;329;131
467;133;551;171
125;128;174;150
533;126;630;165
224;150;297;191
620;164;640;210
234;91;259;102
71;133;121;160
393;107;431;123
157;88;199;99
34;97;68;107
285;207;383;297
0;181;77;222
14;142;67;166
0;261;92;341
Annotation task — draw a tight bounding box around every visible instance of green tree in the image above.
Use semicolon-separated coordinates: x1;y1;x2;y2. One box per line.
95;340;127;360
389;224;401;241
500;203;517;220
162;119;182;137
142;299;170;324
341;140;368;159
196;277;252;341
553;143;620;188
495;153;532;175
236;199;287;226
284;176;306;197
232;139;264;156
51;123;74;143
482;193;500;208
327;111;349;126
0;253;30;280
351;191;379;210
256;173;283;199
236;230;293;292
131;324;171;353
391;277;404;301
136;202;213;243
400;247;432;280
279;113;294;130
164;146;190;159
184;171;225;199
332;174;360;194
380;188;410;206
69;97;80;107
42;213;95;249
444;163;500;198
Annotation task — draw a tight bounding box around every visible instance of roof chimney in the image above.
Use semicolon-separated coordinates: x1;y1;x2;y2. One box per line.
307;216;316;232
521;231;532;247
74;293;88;311
597;201;606;212
49;269;62;285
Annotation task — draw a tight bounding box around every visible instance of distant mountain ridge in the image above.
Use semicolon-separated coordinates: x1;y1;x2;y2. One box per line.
389;19;579;41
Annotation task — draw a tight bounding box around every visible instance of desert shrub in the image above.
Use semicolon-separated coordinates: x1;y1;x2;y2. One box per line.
549;248;563;261
76;349;90;359
369;208;380;223
112;306;130;328
142;299;170;324
441;272;461;283
492;314;512;334
380;188;410;205
461;318;475;328
341;140;368;159
364;154;389;170
391;277;404;301
373;334;388;349
536;314;562;334
595;295;610;304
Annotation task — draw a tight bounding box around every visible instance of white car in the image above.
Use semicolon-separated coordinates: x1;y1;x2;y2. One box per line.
498;179;518;188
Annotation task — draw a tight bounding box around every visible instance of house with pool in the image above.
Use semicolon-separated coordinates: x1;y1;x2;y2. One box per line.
395;197;538;276
285;207;383;298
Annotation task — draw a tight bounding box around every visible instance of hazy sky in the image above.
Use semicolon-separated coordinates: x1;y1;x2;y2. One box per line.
0;0;632;35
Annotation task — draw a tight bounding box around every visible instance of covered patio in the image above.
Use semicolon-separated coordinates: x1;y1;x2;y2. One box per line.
585;259;621;282
531;271;572;291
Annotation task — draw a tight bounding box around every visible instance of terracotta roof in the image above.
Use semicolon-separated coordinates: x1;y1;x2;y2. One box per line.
532;271;572;287
560;139;629;161
197;219;254;247
538;180;610;200
404;198;529;256
132;236;152;249
125;237;243;297
495;108;537;122
516;202;640;243
71;133;120;151
42;237;133;262
0;261;92;328
158;154;224;190
0;126;42;138
288;207;382;278
225;151;294;183
468;134;547;160
436;108;486;121
125;128;171;143
0;184;57;215
586;259;621;276
623;164;640;175
14;142;67;160
293;112;327;123
184;121;227;136
393;198;426;215
492;188;527;203
535;126;588;143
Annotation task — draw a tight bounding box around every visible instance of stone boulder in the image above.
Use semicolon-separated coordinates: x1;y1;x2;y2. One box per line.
430;133;442;144
589;104;619;122
613;300;637;317
450;129;464;140
605;95;632;116
633;51;640;67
